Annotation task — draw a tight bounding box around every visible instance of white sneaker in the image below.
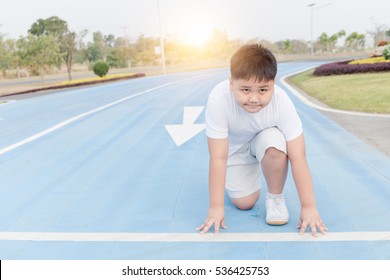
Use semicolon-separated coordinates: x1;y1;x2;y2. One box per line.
266;194;289;225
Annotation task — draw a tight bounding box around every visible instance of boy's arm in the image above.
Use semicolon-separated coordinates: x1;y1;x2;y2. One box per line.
196;137;228;234
287;133;328;236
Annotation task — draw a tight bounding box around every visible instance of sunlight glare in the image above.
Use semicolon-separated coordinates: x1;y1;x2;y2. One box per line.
180;19;213;48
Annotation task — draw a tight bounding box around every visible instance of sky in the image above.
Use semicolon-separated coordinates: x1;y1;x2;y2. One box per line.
0;0;389;47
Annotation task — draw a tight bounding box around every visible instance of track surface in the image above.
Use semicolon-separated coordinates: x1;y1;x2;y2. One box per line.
0;63;389;259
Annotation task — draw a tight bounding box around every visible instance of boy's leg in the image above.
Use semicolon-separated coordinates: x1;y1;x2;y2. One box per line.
226;127;287;211
226;144;261;210
226;163;261;210
250;127;288;194
261;147;288;194
250;127;289;225
230;190;260;210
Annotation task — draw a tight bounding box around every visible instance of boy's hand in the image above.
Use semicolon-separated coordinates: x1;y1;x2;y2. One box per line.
297;206;328;236
196;207;227;234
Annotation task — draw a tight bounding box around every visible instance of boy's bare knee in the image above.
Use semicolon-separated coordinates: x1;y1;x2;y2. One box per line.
263;147;287;161
231;190;260;210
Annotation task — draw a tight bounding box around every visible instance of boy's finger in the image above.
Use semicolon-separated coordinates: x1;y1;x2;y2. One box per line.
200;220;214;235
195;223;205;231
214;222;220;234
318;223;328;234
296;219;302;229
200;225;210;235
299;223;308;235
196;219;209;231
310;224;318;237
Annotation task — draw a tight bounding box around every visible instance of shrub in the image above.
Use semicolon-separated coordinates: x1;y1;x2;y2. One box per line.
383;45;390;60
377;41;388;47
313;60;390;76
93;61;109;77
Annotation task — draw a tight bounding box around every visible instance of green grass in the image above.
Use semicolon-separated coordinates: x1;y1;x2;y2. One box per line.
288;70;390;114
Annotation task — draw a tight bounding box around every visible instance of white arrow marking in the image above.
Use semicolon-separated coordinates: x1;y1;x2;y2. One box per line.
182;106;205;124
165;106;206;146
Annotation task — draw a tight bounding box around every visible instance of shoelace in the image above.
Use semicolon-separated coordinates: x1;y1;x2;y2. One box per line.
269;197;285;213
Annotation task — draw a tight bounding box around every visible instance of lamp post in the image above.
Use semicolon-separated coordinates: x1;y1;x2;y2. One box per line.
157;0;166;74
308;3;315;57
308;2;332;57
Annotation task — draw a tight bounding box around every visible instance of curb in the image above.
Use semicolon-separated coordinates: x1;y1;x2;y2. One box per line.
280;68;390;118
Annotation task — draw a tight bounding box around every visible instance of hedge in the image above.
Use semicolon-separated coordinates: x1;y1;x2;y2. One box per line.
313;60;390;76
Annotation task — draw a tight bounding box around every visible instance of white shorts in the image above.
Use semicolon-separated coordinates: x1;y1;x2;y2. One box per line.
226;127;287;199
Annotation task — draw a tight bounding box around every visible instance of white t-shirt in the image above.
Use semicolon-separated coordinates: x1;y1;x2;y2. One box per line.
205;80;303;155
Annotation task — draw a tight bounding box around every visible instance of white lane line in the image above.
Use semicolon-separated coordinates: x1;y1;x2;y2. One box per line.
280;69;390;118
0;75;207;156
0;231;389;242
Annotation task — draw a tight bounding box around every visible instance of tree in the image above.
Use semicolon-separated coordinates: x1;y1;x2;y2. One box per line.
282;39;291;53
245;38;277;53
107;49;123;68
86;32;116;63
62;32;77;80
367;25;388;47
328;30;346;52
205;29;234;60
29;16;68;37
289;39;310;54
317;32;329;52
104;34;115;48
72;29;89;64
113;37;137;67
317;30;345;52
345;32;366;50
29;16;77;80
17;34;62;79
133;34;159;66
0;34;16;77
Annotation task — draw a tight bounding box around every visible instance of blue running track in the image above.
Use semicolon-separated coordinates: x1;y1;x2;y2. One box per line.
0;63;389;259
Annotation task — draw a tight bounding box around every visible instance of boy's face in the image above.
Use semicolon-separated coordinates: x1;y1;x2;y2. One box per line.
229;77;275;113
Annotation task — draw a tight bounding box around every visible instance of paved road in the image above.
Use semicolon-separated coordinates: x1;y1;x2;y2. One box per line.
0;63;389;259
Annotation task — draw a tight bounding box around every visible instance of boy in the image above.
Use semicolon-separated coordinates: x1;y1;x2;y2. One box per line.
196;44;327;237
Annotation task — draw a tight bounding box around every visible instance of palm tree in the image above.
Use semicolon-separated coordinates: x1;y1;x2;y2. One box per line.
345;32;366;50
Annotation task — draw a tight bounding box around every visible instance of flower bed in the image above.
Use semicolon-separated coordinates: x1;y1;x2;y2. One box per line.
313;59;390;76
59;72;145;86
1;72;146;97
348;56;387;64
